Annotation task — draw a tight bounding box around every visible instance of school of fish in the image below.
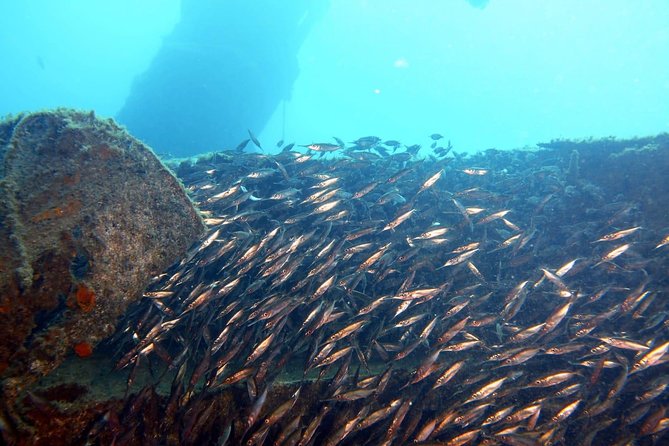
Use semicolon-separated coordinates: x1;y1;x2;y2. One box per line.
111;136;669;446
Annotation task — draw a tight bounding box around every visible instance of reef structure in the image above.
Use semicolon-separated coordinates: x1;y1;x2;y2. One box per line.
0;109;205;402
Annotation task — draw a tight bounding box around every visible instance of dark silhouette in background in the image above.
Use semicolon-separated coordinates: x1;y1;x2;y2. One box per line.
117;0;328;157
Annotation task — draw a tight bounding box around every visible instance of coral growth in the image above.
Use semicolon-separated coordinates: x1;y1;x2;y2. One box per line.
73;342;93;358
75;283;96;312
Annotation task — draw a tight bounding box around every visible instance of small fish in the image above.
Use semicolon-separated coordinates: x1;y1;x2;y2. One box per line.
247;129;263;150
445;429;480;445
263;387;301;427
498;348;540;367
310;177;340;189
498;233;522;249
508;323;544;343
539;301;572;336
529;372;578;388
376;191;406;206
404;144;421;155
594;243;631;266
356;399;402;431
466;262;486;282
436;316;470;345
442;340;481;352
430;133;444;140
220;367;255;386
246;168;277;179
358;296;387;316
351;136;381;147
353;181;379;199
551;399;581;423
316;346;354;368
325;320;368;344
464;376;507;404
207;184;241;203
413;419;437;442
539;268;572;297
452;242;480;254
506;402;543;424
442;249;479;267
556;258;580;277
417;169;444;194
632;340;669;373
655;233;669;249
313;200;341;214
598;337;649;352
477;209;510;225
393;313;427;329
482;406;515;426
383;209;416;231
593;226;641;242
414;226;449;240
302;143;342;152
358;242;391;271
241;387;268;437
504;280;530;305
298;405;331;446
244;333;277;365
387;166;416;183
465;207;486;216
235;138;250;152
393;287;442;301
462;168;489;176
143;290;174;299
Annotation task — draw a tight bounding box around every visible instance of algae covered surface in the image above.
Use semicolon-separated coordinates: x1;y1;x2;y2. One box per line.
0;109;204;404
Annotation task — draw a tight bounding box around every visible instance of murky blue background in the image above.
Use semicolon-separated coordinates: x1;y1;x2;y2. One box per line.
2;0;668;154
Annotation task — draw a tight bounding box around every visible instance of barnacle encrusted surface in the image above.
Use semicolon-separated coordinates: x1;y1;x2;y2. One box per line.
0;109;204;399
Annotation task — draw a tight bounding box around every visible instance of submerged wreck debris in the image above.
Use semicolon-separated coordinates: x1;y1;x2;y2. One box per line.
9;132;669;445
0;110;205;405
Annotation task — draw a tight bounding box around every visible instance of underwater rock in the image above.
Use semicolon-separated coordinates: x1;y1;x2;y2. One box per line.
0;109;205;400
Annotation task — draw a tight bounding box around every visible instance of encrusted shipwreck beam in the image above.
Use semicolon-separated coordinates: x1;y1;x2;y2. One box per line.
0;109;205;403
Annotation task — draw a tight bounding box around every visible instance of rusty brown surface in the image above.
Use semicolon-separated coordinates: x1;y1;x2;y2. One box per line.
0;109;205;402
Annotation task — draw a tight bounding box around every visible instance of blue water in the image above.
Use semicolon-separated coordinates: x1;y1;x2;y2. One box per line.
1;0;668;155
